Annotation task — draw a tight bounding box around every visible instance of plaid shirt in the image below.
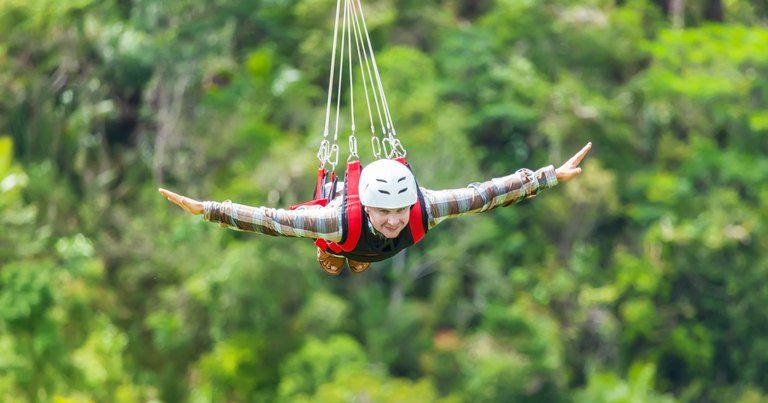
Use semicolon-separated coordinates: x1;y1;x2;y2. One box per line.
203;165;558;242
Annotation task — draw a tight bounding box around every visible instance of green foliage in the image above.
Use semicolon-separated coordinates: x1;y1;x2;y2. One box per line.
0;137;40;262
459;301;565;402
297;365;444;403
575;362;675;403
192;333;274;401
277;335;368;400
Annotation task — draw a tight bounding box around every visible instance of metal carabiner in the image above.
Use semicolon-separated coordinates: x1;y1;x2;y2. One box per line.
371;137;382;159
317;139;330;165
328;144;340;171
348;135;359;161
381;137;394;159
392;138;407;158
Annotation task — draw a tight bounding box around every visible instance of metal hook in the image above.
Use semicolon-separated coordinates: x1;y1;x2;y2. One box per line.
348;135;359;161
371;137;382;159
328;144;340;171
317;140;330;166
392;138;406;158
381;137;394;159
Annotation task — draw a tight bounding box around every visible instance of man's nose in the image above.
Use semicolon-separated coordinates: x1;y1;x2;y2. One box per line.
386;215;400;225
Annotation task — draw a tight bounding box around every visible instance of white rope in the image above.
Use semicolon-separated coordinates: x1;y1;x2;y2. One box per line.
350;6;375;132
332;0;350;145
346;0;359;159
346;0;356;138
349;0;384;158
355;0;396;141
320;0;344;164
318;0;407;163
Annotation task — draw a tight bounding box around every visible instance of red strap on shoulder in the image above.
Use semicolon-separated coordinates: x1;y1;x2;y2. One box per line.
337;160;362;251
394;157;426;243
314;160;362;253
409;200;426;243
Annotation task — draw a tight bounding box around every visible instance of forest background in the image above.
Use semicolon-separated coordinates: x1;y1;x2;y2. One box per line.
1;0;767;401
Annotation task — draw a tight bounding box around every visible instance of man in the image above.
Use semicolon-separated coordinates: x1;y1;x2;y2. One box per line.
159;142;592;274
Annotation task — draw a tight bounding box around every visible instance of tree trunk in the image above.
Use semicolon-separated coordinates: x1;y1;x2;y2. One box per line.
670;0;685;28
704;0;724;22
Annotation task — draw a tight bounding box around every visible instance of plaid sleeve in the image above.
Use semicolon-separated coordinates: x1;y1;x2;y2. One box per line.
422;165;558;229
202;200;343;242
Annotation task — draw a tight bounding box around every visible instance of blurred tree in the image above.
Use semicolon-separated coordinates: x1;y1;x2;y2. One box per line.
276;335;368;400
575;362;675;403
1;0;768;401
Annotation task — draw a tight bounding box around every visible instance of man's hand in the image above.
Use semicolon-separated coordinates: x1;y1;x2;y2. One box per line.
556;142;592;182
159;188;204;215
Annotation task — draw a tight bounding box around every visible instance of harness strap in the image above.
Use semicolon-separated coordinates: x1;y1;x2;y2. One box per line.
394;157;426;244
314;159;362;254
408;199;426;243
289;166;332;210
315;167;326;199
290;165;345;253
337;160;362;251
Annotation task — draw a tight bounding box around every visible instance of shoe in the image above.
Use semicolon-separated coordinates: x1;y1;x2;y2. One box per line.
347;259;371;273
317;247;345;275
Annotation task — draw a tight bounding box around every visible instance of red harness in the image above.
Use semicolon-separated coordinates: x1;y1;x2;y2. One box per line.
291;158;426;255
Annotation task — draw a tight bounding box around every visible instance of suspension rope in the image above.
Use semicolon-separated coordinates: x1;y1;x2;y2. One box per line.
355;0;394;136
354;0;403;157
320;0;344;166
349;0;383;158
346;0;359;159
317;0;406;164
332;0;349;146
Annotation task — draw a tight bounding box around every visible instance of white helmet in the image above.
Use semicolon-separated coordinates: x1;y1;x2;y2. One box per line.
359;159;418;208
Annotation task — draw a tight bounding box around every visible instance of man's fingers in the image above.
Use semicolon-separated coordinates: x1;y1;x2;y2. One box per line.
573;142;592;165
159;188;180;201
566;142;592;167
159;188;203;215
159;188;186;208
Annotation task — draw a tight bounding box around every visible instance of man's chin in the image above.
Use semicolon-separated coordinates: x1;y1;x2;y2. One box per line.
381;228;402;238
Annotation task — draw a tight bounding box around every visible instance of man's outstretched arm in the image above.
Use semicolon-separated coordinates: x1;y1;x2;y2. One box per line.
423;142;592;228
158;188;344;241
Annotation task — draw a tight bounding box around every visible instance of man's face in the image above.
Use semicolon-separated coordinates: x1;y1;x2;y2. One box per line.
364;206;410;239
